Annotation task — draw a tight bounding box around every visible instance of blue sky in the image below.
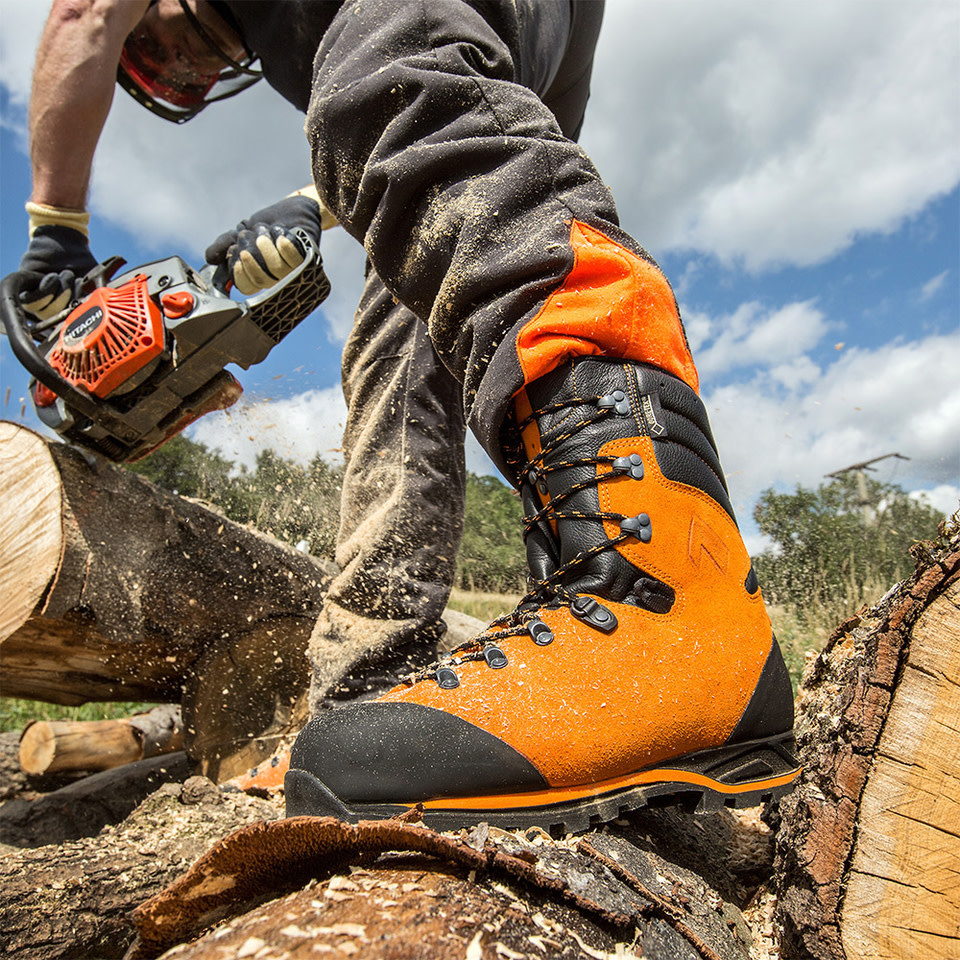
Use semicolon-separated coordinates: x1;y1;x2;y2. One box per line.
1;0;958;552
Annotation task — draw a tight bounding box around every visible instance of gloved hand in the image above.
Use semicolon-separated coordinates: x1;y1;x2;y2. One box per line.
19;213;98;321
205;195;323;296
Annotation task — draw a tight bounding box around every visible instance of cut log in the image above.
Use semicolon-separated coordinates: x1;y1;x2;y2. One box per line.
0;422;487;782
774;528;960;960
18;704;183;775
0;421;333;778
0;421;332;701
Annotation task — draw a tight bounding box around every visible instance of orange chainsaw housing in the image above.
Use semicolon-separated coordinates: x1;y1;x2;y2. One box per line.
36;276;165;406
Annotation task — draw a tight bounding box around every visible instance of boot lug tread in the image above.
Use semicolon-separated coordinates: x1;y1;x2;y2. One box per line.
285;734;801;836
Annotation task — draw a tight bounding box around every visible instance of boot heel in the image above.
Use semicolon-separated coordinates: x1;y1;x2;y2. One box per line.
286;768;359;820
647;733;801;813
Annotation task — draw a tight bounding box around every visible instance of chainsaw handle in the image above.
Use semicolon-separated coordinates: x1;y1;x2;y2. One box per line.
210;260;234;295
204;229;316;301
0;271;127;432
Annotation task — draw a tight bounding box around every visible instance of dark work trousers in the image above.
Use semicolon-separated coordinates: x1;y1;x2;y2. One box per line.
306;0;666;706
308;266;467;705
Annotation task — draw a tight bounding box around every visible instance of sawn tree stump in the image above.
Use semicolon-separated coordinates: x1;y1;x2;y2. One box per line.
774;527;960;959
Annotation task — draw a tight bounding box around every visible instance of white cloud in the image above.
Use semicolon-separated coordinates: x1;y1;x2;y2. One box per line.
0;1;44;110
911;485;960;521
691;299;830;377
4;0;957;273
705;332;960;524
582;0;960;268
189;382;504;481
920;270;950;303
190;387;348;472
92;86;314;259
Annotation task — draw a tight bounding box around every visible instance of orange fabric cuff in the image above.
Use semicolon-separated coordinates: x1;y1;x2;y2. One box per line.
514;221;699;394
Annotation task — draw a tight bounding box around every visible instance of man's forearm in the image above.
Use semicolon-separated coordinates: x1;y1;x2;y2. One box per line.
29;0;149;211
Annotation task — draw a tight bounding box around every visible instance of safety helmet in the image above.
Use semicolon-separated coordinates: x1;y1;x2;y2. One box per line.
117;0;262;123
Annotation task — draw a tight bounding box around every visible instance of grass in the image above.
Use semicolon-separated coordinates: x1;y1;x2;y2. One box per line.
1;592;834;735
447;587;522;623
0;698;156;735
767;605;829;687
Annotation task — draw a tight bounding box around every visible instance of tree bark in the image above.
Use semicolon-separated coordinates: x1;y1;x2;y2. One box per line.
2;776;768;960
0;421;334;779
774;528;960;960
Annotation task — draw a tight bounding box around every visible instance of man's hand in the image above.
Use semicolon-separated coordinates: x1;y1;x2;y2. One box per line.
19;223;98;321
205;196;323;295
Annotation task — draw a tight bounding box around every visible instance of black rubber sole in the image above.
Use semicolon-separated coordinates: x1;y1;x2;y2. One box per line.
285;733;801;836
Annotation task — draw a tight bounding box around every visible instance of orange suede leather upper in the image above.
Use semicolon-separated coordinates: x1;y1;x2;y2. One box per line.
514;221;699;395
381;433;772;788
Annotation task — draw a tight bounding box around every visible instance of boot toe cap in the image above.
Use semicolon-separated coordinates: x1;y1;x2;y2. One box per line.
290;700;548;803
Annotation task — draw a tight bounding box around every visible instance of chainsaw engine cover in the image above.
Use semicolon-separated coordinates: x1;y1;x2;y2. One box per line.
21;229;329;461
37;276;167;403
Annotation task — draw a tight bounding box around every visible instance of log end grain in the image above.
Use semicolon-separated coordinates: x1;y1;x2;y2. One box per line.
840;580;960;960
0;423;62;643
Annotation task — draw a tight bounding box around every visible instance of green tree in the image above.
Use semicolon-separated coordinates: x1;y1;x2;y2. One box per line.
456;473;527;593
753;474;944;626
218;449;343;557
127;436;343;559
125;433;234;500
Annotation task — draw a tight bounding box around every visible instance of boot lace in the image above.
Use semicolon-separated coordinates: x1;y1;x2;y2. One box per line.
405;392;654;689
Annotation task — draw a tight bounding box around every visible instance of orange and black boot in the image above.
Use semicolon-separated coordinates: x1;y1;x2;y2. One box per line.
286;358;801;832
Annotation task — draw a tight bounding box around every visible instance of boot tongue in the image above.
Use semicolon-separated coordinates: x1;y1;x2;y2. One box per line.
516;358;677;613
516;360;640;603
521;483;559;584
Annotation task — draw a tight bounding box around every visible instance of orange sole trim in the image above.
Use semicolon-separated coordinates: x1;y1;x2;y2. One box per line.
412;765;802;813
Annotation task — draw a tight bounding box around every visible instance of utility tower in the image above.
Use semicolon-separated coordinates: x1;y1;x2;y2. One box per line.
825;453;910;524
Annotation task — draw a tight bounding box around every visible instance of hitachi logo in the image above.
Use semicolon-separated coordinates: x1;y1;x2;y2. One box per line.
64;306;104;342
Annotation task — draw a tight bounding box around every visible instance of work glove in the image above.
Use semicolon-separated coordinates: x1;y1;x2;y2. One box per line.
205;195;323;296
19;203;98;321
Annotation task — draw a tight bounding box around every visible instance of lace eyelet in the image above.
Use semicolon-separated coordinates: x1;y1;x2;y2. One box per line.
527;619;554;645
570;596;618;633
483;645;508;668
620;514;652;543
435;667;460;689
611;453;644;480
598;390;630;416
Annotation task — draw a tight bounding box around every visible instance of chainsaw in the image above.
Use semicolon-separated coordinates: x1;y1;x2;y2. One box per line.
1;229;329;462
